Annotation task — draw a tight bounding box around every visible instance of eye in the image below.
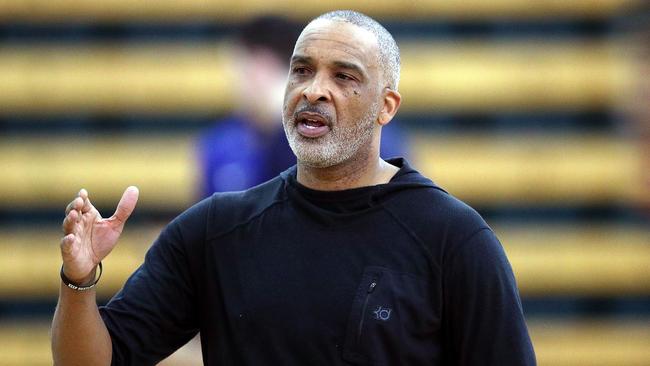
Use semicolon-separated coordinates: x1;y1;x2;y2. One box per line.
336;73;355;81
292;66;310;75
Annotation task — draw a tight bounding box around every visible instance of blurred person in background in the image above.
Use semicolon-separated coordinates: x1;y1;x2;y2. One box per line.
52;11;534;365
196;16;408;196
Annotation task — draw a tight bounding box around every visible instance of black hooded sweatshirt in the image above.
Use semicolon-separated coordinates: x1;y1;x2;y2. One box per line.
100;158;536;365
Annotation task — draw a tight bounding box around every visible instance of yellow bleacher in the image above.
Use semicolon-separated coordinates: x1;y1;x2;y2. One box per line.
0;42;636;114
1;224;649;298
0;0;641;22
2;319;650;366
0;134;643;208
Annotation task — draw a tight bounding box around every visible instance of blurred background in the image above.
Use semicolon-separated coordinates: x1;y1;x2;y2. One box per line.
0;0;649;365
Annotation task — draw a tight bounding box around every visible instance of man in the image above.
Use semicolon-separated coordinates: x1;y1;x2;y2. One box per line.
52;10;536;365
196;16;408;196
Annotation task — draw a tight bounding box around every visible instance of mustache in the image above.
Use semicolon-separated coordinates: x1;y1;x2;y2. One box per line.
293;104;333;125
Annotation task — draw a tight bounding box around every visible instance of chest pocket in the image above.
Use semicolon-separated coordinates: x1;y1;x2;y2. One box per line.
342;266;441;365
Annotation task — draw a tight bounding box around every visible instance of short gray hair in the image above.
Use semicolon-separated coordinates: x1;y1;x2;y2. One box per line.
312;10;400;91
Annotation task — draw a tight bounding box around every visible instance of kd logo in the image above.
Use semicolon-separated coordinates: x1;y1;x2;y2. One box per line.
372;306;392;321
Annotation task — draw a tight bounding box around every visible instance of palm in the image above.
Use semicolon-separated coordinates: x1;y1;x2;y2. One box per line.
89;219;123;262
61;187;139;282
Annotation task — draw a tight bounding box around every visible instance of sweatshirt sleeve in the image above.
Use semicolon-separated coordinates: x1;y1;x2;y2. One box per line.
442;227;536;366
99;198;210;365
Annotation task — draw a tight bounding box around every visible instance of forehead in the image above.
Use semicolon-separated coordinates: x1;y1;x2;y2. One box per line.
292;19;380;68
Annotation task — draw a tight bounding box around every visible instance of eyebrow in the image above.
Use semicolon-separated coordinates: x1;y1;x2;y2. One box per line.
332;60;367;79
290;55;367;80
290;55;313;65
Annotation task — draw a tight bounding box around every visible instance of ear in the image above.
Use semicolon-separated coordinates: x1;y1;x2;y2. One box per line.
377;88;402;126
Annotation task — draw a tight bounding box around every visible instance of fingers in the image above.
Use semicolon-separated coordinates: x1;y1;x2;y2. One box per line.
64;188;90;215
110;186;139;225
64;196;83;216
78;188;88;201
79;189;96;214
61;209;79;235
63;188;99;235
60;233;76;256
63;186;137;230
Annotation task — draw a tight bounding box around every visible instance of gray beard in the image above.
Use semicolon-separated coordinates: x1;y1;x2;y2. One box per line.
283;101;379;168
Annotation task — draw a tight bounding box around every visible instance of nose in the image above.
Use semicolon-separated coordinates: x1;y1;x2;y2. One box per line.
302;74;330;104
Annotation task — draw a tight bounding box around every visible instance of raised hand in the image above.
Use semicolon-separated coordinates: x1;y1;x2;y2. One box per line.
60;186;139;284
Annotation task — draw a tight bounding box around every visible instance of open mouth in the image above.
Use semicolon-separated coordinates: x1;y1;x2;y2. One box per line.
295;112;330;138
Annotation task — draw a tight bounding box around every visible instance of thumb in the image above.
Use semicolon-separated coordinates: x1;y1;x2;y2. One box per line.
110;186;139;226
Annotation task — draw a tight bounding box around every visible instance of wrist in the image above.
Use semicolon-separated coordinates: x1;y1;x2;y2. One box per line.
61;263;103;291
62;265;96;284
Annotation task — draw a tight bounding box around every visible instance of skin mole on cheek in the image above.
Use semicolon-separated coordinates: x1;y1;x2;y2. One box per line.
353;90;360;96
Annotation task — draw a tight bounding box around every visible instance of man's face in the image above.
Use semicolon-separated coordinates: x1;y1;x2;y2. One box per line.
282;19;384;168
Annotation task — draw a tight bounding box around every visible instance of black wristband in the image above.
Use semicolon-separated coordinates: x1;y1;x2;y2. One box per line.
60;262;103;291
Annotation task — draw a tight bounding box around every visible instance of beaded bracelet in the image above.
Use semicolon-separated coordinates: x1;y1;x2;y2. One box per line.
60;262;103;291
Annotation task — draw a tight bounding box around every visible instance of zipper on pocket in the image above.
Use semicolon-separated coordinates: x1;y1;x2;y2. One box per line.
356;278;378;344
